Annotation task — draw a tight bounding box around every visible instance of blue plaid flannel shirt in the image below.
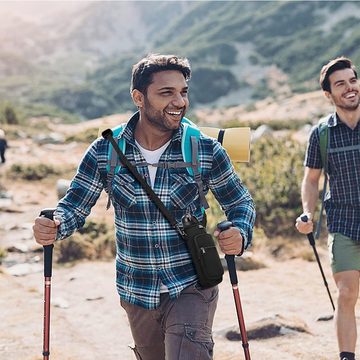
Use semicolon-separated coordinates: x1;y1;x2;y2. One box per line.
305;113;360;240
55;113;255;309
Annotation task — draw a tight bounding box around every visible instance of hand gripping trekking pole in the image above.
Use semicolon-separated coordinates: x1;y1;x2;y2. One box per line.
40;208;56;360
300;215;335;312
217;220;251;360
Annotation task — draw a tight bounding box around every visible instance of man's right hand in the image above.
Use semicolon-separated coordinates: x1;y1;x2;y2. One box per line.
33;216;60;246
295;213;313;234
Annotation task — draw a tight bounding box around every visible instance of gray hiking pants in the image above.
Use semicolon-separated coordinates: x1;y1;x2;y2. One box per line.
120;283;218;360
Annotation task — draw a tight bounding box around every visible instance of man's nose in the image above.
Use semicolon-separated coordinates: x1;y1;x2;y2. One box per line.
172;93;186;107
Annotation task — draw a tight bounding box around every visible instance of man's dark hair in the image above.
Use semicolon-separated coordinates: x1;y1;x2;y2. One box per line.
320;56;358;92
131;54;191;94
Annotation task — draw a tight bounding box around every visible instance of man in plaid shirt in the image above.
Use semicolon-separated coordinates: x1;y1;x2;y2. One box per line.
296;57;360;360
33;54;255;360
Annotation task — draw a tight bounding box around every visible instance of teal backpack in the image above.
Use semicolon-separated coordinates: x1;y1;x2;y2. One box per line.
105;117;209;211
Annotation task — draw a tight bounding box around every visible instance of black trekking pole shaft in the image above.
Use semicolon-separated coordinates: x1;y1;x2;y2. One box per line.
308;233;335;311
218;221;251;360
301;215;335;312
40;208;56;360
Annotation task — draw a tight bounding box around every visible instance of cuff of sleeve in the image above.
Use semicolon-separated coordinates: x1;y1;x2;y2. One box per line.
237;229;247;256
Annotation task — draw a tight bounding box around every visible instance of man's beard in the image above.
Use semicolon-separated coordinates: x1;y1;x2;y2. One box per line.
143;98;185;131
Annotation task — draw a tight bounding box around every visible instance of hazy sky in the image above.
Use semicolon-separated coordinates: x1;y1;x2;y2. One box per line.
0;1;92;22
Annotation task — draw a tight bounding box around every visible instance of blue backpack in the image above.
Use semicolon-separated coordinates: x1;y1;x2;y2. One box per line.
105;117;209;211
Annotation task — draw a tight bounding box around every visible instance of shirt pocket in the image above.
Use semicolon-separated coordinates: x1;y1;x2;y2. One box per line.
112;172;137;208
170;173;199;210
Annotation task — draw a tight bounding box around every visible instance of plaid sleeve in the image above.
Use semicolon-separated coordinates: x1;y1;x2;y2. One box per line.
304;125;322;169
55;140;104;240
208;140;255;248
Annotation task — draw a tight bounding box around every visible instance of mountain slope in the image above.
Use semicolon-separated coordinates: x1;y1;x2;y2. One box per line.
0;1;359;121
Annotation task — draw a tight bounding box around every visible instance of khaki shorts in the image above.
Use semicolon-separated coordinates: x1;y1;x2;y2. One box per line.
328;232;360;274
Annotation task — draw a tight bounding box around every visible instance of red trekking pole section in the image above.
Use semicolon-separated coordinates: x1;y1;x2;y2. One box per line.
226;254;251;360
40;208;56;360
217;221;251;360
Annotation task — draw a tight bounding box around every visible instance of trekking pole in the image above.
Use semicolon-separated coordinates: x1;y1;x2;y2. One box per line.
40;208;56;360
217;220;251;360
300;215;335;312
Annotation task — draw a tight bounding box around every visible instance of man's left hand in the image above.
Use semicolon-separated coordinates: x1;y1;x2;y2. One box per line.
214;226;243;255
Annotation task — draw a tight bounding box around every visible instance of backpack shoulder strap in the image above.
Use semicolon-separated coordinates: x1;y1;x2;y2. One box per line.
315;114;332;239
317;116;330;173
106;123;126;209
182;118;209;210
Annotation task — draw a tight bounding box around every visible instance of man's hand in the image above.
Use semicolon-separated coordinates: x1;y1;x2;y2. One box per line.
33;216;60;246
214;226;243;255
295;212;313;234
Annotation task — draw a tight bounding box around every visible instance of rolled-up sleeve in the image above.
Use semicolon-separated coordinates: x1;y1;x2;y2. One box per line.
208;141;255;249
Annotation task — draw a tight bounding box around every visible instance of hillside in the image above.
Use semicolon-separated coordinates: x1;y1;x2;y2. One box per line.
0;1;359;121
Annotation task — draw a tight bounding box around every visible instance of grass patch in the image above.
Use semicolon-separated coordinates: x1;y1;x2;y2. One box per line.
8;163;61;181
56;219;115;263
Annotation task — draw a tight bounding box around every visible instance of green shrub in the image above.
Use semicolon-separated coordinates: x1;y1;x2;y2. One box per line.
222;118;312;131
0;247;7;265
8;163;60;181
236;136;304;237
0;102;20;125
65;127;99;143
56;219;115;263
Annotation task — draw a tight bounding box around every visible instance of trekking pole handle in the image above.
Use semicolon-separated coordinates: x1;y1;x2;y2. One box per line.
217;221;238;285
300;215;315;246
40;208;56;278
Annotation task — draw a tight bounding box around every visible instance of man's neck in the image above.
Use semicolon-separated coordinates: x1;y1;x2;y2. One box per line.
336;106;360;129
134;118;173;151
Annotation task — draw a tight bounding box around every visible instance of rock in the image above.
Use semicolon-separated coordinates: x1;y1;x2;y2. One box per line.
5;263;43;276
251;125;273;143
316;314;334;321
52;297;70;309
33;132;65;145
216;314;311;341
56;179;71;199
86;296;104;301
221;252;266;271
6;244;30;253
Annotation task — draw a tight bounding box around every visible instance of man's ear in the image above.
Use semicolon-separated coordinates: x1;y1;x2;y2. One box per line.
132;89;144;108
324;90;333;103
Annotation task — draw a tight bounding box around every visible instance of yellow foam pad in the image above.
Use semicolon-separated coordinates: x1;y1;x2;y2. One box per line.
200;127;250;163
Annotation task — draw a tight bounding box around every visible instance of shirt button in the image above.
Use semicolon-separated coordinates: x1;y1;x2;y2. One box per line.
155;244;160;248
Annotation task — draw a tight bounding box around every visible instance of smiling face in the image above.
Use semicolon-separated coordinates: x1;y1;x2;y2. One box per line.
326;68;360;111
132;70;189;132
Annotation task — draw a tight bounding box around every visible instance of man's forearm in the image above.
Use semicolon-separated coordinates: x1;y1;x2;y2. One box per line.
301;178;319;216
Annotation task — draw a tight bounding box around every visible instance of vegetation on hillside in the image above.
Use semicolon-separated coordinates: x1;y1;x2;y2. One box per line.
1;1;359;121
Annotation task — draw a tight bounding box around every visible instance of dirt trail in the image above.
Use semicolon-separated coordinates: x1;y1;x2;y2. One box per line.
0;117;357;360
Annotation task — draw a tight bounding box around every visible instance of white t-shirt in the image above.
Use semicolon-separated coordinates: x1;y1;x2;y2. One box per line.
135;139;171;293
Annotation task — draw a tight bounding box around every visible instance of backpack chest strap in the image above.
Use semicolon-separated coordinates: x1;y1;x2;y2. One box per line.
328;144;360;153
